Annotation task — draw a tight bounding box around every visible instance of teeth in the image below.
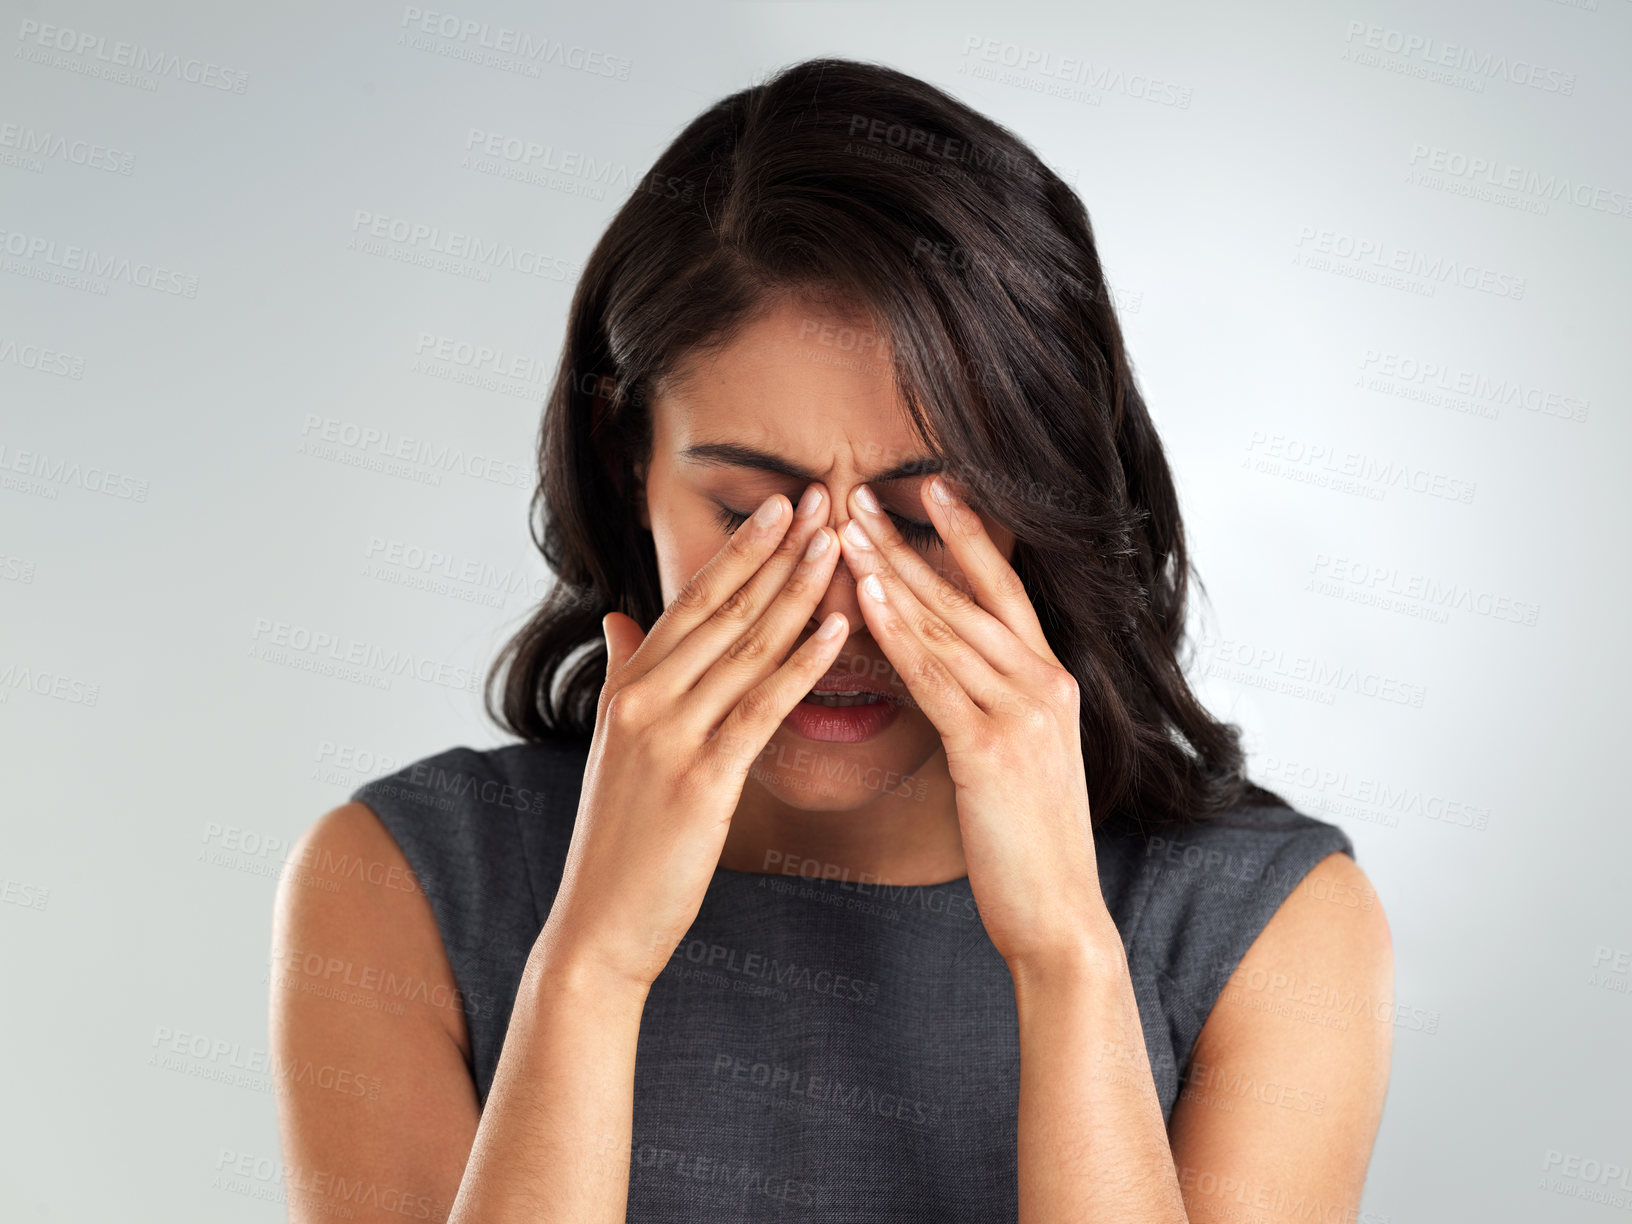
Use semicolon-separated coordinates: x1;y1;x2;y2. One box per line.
803;691;885;707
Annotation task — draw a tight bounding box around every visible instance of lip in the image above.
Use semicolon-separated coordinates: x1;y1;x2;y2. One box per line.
806;658;902;701
782;691;902;743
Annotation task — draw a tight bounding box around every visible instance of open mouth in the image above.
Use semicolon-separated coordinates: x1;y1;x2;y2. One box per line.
800;690;893;708
783;681;904;744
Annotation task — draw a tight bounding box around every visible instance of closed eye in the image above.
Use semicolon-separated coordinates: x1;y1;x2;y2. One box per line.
712;502;943;551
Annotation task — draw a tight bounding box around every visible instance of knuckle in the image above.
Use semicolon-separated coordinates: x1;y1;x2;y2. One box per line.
673;574;711;614
726;627;772;666
1044;666;1080;708
726;527;766;565
994;567;1028;602
780;564;817;599
735;684;777;724
910;654;955;694
913;611;960;649
774;526;809;558
780;564;822;603
603;684;650;728
932;573;977;616
712;584;757;626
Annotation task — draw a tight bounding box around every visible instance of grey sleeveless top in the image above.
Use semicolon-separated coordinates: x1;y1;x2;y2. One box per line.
350;736;1353;1221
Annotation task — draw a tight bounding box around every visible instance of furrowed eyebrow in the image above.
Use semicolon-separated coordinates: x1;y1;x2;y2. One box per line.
679;442;943;483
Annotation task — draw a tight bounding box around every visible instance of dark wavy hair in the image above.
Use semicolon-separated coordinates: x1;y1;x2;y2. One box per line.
484;56;1288;833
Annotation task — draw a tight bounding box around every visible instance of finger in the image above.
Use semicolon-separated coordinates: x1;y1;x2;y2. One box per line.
617;491;792;687
703;611;850;775
653;486;833;696
683;524;847;728
836;517;993;734
919;474;1060;665
623;486;821;693
845;483;1033;677
601;612;638;673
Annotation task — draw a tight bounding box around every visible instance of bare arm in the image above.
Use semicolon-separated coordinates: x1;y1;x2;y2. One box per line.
447;927;651;1221
1011;851;1393;1222
1010;913;1190;1223
273;492;847;1221
1167;851;1393;1222
270;801;648;1224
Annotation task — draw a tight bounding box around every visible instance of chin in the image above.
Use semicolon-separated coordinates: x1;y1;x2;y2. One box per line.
747;767;903;813
747;722;939;811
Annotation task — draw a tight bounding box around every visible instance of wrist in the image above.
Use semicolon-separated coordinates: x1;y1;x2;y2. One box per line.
526;924;657;1010
1005;908;1126;1001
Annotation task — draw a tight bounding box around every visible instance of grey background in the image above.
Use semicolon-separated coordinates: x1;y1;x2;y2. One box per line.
2;0;1627;1219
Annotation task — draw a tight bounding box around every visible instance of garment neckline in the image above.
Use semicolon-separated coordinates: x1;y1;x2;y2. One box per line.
710;864;972;891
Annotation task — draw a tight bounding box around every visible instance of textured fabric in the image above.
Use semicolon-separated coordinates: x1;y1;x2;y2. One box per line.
351;735;1354;1221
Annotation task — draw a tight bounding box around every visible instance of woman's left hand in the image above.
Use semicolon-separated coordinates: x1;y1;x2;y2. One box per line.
837;475;1114;977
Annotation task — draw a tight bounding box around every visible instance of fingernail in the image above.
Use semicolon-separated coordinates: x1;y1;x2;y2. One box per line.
804;528;831;560
862;574;887;603
754;495;784;527
842;519;872;550
795;484;824;518
852;483;880;513
929;476;956;506
815;612;846;641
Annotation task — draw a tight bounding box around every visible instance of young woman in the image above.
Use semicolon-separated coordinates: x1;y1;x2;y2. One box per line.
272;57;1392;1224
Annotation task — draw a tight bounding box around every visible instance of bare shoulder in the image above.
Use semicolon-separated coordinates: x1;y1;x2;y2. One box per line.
272;800;470;1058
1234;851;1393;1012
270;802;478;1222
1167;851;1393;1219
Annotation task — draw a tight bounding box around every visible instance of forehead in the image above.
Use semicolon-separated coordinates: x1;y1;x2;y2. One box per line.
652;296;934;479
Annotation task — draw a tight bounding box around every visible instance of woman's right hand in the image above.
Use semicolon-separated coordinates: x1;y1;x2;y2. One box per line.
533;485;846;991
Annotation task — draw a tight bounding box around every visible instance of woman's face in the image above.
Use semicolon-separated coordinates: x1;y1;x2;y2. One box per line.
635;294;1016;811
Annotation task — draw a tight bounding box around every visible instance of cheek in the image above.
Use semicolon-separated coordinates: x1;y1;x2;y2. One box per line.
651;508;727;604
